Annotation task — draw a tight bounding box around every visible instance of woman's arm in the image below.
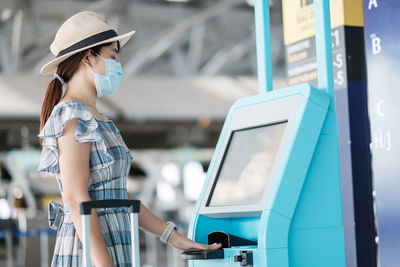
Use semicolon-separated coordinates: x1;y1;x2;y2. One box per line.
58;119;113;267
127;192;221;252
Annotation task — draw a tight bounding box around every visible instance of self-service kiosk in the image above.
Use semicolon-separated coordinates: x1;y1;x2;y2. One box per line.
183;1;346;266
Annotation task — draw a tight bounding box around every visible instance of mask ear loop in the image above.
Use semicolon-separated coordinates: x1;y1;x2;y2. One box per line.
84;61;96;74
53;73;66;87
53;73;67;98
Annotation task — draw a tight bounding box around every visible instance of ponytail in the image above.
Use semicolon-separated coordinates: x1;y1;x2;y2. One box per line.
39;77;63;134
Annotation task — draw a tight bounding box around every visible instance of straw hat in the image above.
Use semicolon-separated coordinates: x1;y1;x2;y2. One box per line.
40;11;135;75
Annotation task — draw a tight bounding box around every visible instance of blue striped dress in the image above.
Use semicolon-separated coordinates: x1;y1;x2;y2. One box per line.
38;100;134;267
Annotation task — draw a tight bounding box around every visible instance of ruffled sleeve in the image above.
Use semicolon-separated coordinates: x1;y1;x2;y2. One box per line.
37;101;114;176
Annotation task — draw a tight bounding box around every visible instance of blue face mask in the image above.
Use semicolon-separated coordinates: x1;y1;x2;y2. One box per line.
86;52;122;97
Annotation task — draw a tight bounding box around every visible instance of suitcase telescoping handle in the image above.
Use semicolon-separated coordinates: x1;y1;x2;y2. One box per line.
79;199;141;267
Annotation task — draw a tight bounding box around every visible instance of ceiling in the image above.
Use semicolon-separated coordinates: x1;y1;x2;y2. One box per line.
0;0;287;149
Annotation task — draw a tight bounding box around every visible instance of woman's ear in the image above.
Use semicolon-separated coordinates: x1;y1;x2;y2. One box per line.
82;51;93;67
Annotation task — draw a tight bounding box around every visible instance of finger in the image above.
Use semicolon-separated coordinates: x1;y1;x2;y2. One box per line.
209;243;222;250
201;243;222;250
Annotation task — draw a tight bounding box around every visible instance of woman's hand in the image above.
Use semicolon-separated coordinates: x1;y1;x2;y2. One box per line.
167;230;222;252
126;192;222;253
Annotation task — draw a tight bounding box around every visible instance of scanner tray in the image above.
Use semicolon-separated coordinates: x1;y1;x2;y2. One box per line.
181;249;224;260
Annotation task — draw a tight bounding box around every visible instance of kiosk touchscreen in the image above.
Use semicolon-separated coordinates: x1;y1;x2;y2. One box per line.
197;93;302;220
206;122;287;209
184;1;346;266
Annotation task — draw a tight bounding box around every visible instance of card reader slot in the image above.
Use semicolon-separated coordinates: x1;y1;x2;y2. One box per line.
208;231;257;248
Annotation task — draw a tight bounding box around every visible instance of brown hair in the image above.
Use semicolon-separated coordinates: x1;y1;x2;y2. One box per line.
39;42;120;145
39;51;86;133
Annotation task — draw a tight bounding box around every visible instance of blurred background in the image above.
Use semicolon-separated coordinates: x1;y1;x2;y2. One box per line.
0;0;285;266
1;0;399;267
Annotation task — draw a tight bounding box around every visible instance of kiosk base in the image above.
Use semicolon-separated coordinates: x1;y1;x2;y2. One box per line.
185;248;257;266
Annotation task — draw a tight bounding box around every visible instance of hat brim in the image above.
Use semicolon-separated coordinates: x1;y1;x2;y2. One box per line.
40;30;135;75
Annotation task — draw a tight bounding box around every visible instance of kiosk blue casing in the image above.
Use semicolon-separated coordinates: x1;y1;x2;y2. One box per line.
187;1;346;266
188;83;345;266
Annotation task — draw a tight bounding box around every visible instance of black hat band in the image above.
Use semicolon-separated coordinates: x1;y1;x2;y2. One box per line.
57;29;118;57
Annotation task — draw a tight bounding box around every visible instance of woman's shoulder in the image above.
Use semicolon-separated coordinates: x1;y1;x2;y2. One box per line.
37;99;114;175
38;100;99;140
53;100;110;122
43;100;101;130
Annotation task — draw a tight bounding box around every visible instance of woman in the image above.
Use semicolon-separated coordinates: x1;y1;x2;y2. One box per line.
38;11;220;267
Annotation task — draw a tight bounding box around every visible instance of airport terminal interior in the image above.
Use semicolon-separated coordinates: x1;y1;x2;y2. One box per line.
0;0;399;266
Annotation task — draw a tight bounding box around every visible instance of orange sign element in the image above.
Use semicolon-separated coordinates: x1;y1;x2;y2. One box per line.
282;0;364;45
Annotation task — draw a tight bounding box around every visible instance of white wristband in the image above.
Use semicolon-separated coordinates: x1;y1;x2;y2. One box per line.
160;222;178;244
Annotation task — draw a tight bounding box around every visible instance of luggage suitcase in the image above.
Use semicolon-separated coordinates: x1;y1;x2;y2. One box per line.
79;199;141;267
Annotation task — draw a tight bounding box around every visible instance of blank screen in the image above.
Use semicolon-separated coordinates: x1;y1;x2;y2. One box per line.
207;122;287;207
